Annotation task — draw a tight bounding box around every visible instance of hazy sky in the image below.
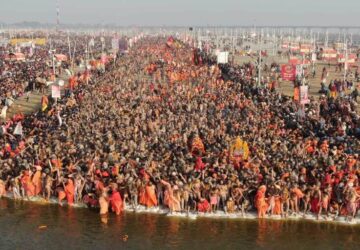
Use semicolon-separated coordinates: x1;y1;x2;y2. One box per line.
0;0;359;26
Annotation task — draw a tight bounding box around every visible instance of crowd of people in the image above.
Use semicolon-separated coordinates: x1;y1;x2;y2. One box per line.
0;32;113;119
0;35;359;223
0;44;49;107
319;66;359;101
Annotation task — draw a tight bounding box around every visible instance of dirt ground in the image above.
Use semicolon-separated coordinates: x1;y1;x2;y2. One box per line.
234;55;359;112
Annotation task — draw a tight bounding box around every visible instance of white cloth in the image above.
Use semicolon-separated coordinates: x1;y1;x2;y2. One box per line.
13;122;23;136
0;106;8;119
57;111;62;127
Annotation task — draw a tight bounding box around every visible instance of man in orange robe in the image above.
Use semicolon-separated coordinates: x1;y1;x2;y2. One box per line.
32;166;42;196
64;179;75;205
109;184;124;215
144;182;158;208
255;185;268;218
21;171;35;197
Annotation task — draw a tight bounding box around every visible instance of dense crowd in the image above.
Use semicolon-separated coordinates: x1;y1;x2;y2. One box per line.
0;45;50;106
0;32;111;112
0;36;359;222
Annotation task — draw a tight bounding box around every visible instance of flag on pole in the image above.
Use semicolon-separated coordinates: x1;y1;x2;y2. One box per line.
0;106;7;119
57;111;62;127
13;122;23;136
51;85;61;99
41;95;49;112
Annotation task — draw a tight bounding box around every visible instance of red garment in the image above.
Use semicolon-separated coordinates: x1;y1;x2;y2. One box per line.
150;83;155;92
109;191;123;215
83;195;98;207
198;199;210;212
68;77;77;90
322;173;334;188
194;157;205;171
334;170;344;185
310;198;320;213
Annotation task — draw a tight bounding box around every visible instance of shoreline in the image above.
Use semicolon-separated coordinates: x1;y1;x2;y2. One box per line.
3;194;360;226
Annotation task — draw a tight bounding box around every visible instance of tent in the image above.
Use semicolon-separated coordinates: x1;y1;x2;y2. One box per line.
289;43;300;52
338;53;357;65
321;48;337;61
288;56;311;66
300;44;312;54
8;52;25;61
55;54;68;61
217;52;229;64
288;56;301;65
281;43;289;49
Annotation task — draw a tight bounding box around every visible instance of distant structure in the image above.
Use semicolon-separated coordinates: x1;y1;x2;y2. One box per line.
56;0;60;31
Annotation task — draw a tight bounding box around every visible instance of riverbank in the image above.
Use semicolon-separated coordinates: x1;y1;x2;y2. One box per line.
3;66;83;120
3;193;360;226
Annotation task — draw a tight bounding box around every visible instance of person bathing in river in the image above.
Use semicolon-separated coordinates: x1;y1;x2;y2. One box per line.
108;183;124;215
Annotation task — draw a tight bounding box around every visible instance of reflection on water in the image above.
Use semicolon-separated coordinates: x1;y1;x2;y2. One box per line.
0;199;359;250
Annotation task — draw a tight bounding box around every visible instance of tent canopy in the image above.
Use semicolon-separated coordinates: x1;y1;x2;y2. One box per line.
55;54;68;61
8;52;26;61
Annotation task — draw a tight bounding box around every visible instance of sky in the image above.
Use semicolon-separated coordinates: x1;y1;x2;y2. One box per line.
0;0;359;26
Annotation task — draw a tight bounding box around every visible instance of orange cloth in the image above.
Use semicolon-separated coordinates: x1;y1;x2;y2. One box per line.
65;180;75;205
273;196;282;215
21;174;35;197
58;190;66;203
191;137;205;154
109;191;123;215
255;185;268;218
68;76;77;90
161;180;180;212
139;185;146;205
292;187;304;199
294;87;300;101
0;182;6;197
32;170;42;196
144;185;158;208
51;158;62;169
41;95;48;112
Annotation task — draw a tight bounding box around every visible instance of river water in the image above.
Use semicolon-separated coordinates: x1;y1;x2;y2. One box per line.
0;198;359;250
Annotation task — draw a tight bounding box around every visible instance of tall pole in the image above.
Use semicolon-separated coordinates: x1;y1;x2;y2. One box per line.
67;32;72;70
85;44;89;85
344;39;348;82
52;53;56;80
56;0;60;32
258;46;262;88
50;40;56;81
325;29;328;48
